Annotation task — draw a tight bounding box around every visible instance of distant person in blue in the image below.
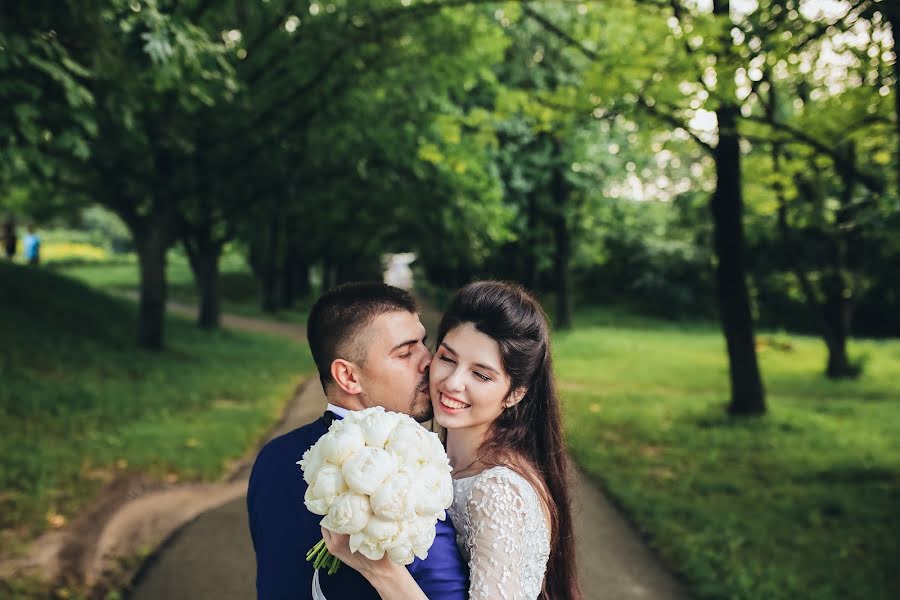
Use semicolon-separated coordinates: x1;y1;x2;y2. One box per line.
23;225;40;266
2;216;16;260
247;282;468;600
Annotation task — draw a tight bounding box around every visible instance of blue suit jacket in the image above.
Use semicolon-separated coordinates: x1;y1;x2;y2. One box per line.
248;412;468;599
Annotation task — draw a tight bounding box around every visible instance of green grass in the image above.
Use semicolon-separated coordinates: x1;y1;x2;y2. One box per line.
556;308;900;600
0;262;313;557
54;250;311;323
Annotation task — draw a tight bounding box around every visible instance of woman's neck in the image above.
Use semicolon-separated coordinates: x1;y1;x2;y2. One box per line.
445;423;491;477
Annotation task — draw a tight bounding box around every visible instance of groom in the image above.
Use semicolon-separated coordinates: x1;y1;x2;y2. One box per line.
247;282;468;599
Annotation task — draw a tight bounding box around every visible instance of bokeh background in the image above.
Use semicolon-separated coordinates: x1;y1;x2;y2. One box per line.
1;1;898;599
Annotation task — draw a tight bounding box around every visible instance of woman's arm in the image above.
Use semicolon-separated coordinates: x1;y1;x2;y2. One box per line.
322;527;429;600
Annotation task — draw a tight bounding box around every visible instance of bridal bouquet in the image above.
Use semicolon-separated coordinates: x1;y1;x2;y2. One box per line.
298;406;453;574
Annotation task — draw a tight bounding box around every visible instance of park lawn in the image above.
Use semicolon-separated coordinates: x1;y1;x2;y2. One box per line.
556;306;900;600
53;249;311;324
0;261;313;558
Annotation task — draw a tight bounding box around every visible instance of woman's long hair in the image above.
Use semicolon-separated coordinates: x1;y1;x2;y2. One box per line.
436;281;582;600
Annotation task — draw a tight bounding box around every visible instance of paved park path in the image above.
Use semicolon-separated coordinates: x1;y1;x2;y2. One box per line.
127;300;689;600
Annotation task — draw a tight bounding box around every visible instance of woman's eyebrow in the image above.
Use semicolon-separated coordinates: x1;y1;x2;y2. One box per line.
473;362;500;375
440;343;500;375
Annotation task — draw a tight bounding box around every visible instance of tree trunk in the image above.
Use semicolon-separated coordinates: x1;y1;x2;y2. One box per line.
823;146;860;378
551;138;572;330
184;234;223;330
822;296;854;378
134;217;170;350
885;4;900;191
779;150;859;379
712;104;766;415
259;212;281;313
281;229;310;308
321;258;337;291
281;241;296;309
293;255;311;298
820;231;855;378
524;191;541;292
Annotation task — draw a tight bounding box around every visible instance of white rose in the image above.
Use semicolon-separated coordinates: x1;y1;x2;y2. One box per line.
408;516;438;560
304;463;347;515
384;423;432;468
297;443;325;485
342;447;397;495
320;492;371;534
370;472;416;521
413;464;453;517
320;422;366;466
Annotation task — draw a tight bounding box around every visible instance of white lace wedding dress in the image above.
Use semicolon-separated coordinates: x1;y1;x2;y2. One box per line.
448;466;551;599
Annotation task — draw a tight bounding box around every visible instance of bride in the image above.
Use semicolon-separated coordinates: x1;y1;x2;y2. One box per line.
324;281;582;599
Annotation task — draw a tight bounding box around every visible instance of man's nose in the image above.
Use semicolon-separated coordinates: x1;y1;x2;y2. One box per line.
417;347;431;373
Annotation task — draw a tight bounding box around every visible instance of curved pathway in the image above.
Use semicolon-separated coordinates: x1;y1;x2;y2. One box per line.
126;301;689;600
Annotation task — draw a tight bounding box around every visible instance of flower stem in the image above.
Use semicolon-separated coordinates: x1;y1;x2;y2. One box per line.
306;537;343;574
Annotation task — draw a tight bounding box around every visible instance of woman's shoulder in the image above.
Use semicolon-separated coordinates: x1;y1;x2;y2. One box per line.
456;465;543;510
452;465;551;557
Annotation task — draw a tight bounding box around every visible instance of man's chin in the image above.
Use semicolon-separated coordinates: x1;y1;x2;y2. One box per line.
411;392;434;423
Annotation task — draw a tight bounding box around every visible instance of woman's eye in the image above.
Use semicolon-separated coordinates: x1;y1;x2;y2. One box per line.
399;352;412;359
439;355;456;364
474;371;491;382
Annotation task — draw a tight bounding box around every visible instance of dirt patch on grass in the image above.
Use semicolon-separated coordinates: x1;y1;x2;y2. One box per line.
0;376;314;598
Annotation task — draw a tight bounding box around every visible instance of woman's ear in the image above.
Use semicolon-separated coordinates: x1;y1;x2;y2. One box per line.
505;387;527;409
330;359;363;395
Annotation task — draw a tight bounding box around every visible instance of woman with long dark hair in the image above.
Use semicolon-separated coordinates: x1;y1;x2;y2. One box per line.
324;281;582;599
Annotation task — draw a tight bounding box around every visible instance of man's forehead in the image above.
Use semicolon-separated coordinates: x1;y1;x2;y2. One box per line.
368;310;425;346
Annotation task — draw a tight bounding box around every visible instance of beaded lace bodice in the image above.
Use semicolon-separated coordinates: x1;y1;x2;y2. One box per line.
448;466;550;600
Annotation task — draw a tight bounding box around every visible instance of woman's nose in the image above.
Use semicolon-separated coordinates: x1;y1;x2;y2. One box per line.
443;366;465;392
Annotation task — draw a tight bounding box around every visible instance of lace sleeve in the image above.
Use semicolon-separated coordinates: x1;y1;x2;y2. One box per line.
463;470;549;600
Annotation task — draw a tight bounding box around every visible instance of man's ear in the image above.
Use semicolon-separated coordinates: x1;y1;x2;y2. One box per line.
505;387;527;409
331;359;363;395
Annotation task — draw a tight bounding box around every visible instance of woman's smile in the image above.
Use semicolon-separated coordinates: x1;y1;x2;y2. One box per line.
438;392;471;412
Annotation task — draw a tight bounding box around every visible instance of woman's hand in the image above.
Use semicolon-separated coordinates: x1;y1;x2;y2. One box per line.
321;527;401;586
321;527;429;600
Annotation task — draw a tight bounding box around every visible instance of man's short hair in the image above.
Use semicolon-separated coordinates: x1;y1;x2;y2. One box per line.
306;282;417;392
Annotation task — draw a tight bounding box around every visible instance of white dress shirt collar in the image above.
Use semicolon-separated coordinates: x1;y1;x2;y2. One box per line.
325;403;351;420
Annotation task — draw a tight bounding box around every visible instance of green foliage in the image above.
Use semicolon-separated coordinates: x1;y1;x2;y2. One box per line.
3;0;898;342
558;306;900;600
0;262;313;553
575;194;716;318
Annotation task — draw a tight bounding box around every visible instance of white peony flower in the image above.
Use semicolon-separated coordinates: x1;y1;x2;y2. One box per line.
370;471;417;521
414;464;453;517
348;514;402;561
341;447;397;495
386;537;416;565
425;431;451;469
384;423;433;469
350;533;387;561
320;421;366;466
304;463;347;515
299;408;453;569
355;407;405;448
408;516;438;560
298;443;325;485
320;492;371;534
